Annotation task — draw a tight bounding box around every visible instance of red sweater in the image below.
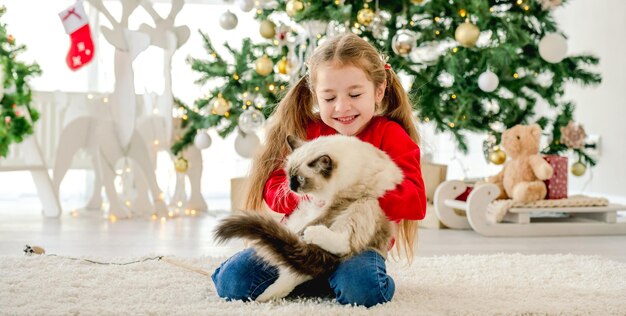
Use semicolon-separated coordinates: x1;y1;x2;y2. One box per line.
263;116;427;222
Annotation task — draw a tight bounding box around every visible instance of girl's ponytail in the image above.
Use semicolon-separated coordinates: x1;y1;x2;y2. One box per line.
243;76;317;211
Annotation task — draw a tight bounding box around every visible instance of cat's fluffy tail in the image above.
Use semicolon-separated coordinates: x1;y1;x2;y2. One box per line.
214;212;340;277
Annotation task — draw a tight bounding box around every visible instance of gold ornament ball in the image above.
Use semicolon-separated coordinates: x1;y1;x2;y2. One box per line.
259;20;276;39
455;21;480;48
277;57;290;75
571;161;587;177
286;0;304;17
410;0;424;3
489;149;507;165
212;96;230;115
255;55;273;76
357;8;375;26
174;157;189;173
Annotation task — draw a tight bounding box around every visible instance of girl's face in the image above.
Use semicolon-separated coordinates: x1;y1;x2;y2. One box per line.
314;63;385;136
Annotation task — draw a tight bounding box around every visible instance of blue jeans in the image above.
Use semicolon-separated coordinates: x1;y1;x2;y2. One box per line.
211;248;395;307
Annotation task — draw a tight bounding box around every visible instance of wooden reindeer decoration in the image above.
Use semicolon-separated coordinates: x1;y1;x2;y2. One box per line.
53;0;168;218
134;0;207;214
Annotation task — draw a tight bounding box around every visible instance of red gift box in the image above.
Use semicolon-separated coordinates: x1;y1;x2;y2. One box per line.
543;155;568;199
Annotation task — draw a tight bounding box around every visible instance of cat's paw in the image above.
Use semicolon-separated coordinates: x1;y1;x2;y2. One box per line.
302;225;330;245
302;225;350;255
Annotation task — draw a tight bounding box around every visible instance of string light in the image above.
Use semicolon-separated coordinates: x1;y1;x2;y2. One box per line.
160;217;167;222
451;94;457;99
449;122;456;128
513;72;519;79
452;47;458;53
168;211;174;217
109;215;118;223
151;214;158;220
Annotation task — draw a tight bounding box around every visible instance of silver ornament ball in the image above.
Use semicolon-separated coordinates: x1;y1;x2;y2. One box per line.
219;10;238;30
238;108;266;134
392;29;419;57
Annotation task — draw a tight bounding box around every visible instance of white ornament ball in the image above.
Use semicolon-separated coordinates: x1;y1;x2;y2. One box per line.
236;0;255;12
478;71;500;92
235;132;261;159
219;10;238;30
539;33;568;63
194;131;212;150
238;108;266;134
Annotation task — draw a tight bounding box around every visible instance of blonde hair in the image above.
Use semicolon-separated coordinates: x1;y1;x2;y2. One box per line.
243;33;420;263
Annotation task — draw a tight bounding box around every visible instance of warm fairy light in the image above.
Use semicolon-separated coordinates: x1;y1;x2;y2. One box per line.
87;94;94;99
451;94;457;99
256;9;262;14
334;0;340;4
354;22;360;28
151;214;158;220
434;17;440;22
246;100;252;106
317;33;322;39
268;84;275;91
191;209;197;216
255;86;259;91
224;112;230;118
103;97;109;103
424;117;430;122
409;21;415;26
524;5;529;11
177;201;183;207
516;0;523;4
233;73;239;80
211;52;217;58
490;7;494;12
71;210;79;217
168;211;174;217
161;217;166;222
158;193;165;201
152;108;159;115
513;72;519;79
184;209;191;215
153;139;159;145
449;122;456;128
280;85;286;90
109;215;118;223
125;167;131;173
452;47;458;53
182;115;188;120
273;40;279;45
125;200;131;207
462;115;467;120
435;30;440;35
459;9;467;17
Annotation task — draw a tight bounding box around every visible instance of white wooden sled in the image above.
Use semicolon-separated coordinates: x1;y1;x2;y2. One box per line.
434;180;626;237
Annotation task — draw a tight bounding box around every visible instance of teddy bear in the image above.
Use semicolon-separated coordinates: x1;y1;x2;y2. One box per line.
487;124;554;203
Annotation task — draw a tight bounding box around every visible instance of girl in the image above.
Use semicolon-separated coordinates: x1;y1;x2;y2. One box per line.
212;33;426;307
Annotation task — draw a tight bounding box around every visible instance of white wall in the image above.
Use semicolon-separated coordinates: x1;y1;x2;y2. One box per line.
554;0;626;201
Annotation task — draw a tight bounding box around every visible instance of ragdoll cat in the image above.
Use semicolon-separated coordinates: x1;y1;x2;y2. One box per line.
214;134;403;301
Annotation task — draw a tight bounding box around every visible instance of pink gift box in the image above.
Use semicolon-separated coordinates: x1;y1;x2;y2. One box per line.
543;155;568;199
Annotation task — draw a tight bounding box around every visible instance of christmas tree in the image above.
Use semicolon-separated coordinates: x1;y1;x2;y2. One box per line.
173;0;600;169
0;6;41;157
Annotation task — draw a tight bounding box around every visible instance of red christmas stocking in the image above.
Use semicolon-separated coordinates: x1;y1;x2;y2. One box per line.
58;0;94;71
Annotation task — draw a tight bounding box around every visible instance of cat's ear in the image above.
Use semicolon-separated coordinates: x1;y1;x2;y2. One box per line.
286;135;304;151
311;155;333;177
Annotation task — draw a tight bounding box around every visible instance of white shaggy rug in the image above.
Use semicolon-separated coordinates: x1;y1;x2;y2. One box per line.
2;253;625;315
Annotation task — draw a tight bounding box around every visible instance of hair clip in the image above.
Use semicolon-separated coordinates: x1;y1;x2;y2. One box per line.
384;63;392;70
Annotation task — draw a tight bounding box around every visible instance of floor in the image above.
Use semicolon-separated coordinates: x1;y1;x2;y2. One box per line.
2;198;625;262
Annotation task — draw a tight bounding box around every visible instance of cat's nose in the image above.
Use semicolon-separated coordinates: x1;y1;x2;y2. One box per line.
289;176;300;191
